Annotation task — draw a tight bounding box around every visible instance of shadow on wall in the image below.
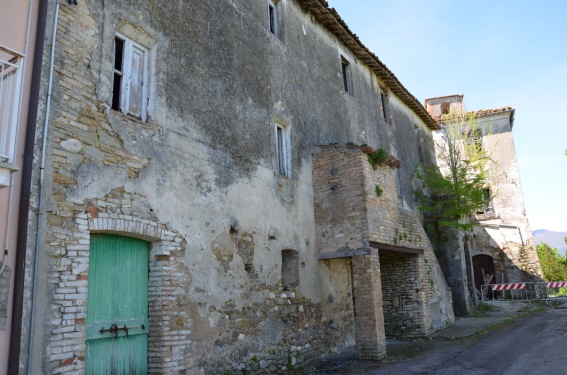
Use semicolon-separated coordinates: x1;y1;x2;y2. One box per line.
428;221;543;316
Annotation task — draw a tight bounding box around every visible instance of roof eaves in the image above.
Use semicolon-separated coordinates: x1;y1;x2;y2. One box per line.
297;0;439;130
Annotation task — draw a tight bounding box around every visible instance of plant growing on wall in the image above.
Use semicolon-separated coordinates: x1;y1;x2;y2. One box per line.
367;148;401;170
375;185;383;197
368;148;389;169
414;110;496;237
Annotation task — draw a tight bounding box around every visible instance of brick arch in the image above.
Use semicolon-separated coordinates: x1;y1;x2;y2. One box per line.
84;213;177;256
66;210;189;372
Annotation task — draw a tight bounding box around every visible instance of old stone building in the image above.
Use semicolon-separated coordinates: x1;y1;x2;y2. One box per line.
425;95;543;311
15;1;456;374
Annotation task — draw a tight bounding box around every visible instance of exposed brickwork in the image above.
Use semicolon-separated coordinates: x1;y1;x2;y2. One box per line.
41;188;189;374
351;255;386;360
380;251;426;339
312;145;434;254
364;160;430;250
312;145;369;253
312;145;454;344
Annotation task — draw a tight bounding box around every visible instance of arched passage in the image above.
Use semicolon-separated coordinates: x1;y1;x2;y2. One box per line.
472;254;495;291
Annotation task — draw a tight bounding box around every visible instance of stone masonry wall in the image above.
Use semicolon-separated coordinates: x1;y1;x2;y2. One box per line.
25;1;456;373
23;2;365;373
201;258;356;374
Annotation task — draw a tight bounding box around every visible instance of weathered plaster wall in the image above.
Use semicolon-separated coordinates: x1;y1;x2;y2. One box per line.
472;112;543;282
23;1;448;374
425;98;542;303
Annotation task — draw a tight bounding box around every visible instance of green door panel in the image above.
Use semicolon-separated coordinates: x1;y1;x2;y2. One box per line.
86;234;149;375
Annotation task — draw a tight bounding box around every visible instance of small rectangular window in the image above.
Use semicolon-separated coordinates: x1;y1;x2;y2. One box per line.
112;34;149;121
269;4;276;34
380;92;388;121
341;57;351;93
275;124;290;177
466;129;483;152
477;188;493;214
268;0;282;38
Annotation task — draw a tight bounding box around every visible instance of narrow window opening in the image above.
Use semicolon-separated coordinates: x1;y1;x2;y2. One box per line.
276;125;289;176
281;249;299;289
269;4;276;34
341;57;350;93
112;37;124;111
380;92;388;121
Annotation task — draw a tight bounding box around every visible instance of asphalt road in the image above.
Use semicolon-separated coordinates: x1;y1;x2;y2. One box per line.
312;307;567;375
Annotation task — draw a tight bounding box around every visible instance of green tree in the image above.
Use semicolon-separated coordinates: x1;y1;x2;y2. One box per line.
536;242;567;282
414;110;495;239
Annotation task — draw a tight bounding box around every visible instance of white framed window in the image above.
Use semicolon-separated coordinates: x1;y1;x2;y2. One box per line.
0;46;24;164
112;33;149;121
275;122;291;177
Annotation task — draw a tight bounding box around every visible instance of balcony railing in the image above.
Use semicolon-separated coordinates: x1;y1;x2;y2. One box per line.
0;45;24;165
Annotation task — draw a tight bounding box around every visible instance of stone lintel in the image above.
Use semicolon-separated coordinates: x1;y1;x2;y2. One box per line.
369;242;424;255
316;247;377;260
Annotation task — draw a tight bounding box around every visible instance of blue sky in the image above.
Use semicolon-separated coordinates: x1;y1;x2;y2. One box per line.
328;0;567;231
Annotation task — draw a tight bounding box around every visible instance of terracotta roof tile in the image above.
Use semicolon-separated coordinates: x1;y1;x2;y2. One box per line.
433;107;513;122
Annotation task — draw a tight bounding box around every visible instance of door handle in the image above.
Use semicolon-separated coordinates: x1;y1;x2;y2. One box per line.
99;323;145;337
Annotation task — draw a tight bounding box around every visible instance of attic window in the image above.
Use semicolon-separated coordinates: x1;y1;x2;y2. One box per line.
341;56;351;93
466;129;483;152
379;87;391;123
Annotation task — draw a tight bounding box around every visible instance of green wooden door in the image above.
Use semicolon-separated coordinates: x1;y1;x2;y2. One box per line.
86;234;149;375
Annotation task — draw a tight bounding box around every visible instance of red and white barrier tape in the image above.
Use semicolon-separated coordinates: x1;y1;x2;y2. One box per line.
545;281;567;288
491;283;526;291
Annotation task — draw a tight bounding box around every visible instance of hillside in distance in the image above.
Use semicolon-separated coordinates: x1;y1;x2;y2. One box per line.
533;229;567;256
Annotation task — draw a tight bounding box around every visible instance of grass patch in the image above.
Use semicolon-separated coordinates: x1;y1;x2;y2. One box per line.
472;302;500;316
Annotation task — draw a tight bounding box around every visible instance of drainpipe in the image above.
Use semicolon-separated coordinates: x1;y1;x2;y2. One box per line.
8;0;48;372
26;1;61;372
